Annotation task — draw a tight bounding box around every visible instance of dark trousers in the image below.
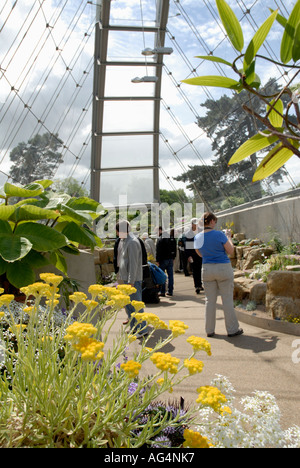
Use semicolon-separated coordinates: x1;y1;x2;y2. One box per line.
189;254;202;289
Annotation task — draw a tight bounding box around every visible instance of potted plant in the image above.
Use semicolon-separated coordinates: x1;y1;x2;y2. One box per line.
0;179;103;295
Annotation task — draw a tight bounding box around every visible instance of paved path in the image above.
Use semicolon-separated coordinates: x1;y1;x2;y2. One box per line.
106;273;300;430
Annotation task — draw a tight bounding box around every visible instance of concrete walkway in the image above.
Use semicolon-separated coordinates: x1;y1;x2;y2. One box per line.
107;273;300;430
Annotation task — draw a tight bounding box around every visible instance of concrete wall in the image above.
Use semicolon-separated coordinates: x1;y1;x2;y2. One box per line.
216;196;300;244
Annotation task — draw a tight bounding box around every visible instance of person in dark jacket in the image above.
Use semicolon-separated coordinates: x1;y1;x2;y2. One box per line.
183;218;203;294
156;228;177;297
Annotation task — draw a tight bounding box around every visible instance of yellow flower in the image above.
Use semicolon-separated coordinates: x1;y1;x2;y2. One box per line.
131;300;145;312
156;378;173;393
186;336;212;356
88;284;105;300
117;284;137;295
132;312;168;330
41;336;53;342
183;358;204;375
9;324;27;333
72;337;105;362
25;282;51;298
121;360;142;378
0;295;15;307
169;320;189;337
150;352;180;374
69;292;88;305
0;312;5;319
183;429;213;448
128;335;137;343
196;386;227;413
23;306;34;315
64;322;98;341
0;288;4;294
82;299;99;312
39;273;63;287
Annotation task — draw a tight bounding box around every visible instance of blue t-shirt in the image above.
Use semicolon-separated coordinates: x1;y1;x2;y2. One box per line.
194;230;230;264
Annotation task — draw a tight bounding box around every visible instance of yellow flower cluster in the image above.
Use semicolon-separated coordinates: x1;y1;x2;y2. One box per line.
133;312;168;330
64;322;104;361
0;294;15;307
130;300;145;312
169;320;189;337
183;358;204;375
196;385;227;413
183;429;213;448
157;377;173;393
117;284;137;295
39;273;63;287
121;360;141;378
186;336;212;356
150;352;180;374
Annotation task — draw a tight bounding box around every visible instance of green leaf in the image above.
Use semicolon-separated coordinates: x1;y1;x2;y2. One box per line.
267;99;284;128
0;205;17;221
4;182;44;198
0;257;7;275
269;8;287;28
15;223;68;252
61;222;97;249
0;235;32;263
195;55;232;67
216;0;244;52
244;9;278;70
49;251;68;275
0;219;13;235
253;144;296;181
34;179;54;189
181;76;242;90
280;0;300;63
292;22;300;62
9;205;60;223
228;132;280;165
6;260;35;288
58;204;93;227
66;197;101;213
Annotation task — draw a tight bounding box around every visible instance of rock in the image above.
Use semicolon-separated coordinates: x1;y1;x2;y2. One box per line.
233;233;246;242
249;282;267;305
243;247;274;270
266;271;300;320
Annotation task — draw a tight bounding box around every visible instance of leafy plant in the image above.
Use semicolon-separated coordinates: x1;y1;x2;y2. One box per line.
182;0;300;182
0;180;103;290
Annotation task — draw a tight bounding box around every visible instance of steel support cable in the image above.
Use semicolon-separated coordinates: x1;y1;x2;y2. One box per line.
0;0;12;17
0;0;19;34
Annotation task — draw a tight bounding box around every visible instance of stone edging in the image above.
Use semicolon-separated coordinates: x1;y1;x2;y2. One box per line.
236;309;300;337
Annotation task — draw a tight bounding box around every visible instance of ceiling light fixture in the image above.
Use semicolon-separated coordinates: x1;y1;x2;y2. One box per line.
131;76;159;83
141;47;173;56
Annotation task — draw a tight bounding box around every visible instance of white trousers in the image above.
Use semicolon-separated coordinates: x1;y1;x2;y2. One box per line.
202;263;240;335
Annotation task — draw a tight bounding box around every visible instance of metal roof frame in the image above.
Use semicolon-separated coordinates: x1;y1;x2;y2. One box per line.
90;0;170;204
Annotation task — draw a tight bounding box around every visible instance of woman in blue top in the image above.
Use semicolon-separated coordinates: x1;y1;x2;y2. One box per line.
194;212;243;338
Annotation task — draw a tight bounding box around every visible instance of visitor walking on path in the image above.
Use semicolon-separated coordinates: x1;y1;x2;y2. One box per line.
114;220;149;338
156;228;177;297
194;212;243;338
183;218;203;294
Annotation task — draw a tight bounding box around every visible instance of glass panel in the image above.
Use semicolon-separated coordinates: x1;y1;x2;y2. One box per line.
102;135;153;168
107;30;157;63
105;66;156;97
109;2;158;28
103;101;154;132
100;169;153;205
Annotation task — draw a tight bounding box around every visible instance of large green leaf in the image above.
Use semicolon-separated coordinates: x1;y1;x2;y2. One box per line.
216;0;244;52
228;132;279;165
244;9;278;70
66;197;101;213
181;76;242;90
292;22;300;62
49;251;68;275
58;204;93;227
0;219;13;235
0;205;17;221
280;0;300;63
253;143;296;181
61;222;97;249
267;99;284;128
15;223;68;252
195;55;232;67
9;205;60;223
0;235;32;262
6;260;36;288
4;182;44;198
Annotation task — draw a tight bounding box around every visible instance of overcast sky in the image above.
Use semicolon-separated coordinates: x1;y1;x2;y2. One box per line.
0;0;299;205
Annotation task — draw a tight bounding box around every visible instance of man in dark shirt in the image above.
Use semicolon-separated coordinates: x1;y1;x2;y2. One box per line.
156;228;177;297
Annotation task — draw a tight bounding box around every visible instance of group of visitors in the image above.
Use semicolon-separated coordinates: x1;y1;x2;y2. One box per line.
113;212;243;339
